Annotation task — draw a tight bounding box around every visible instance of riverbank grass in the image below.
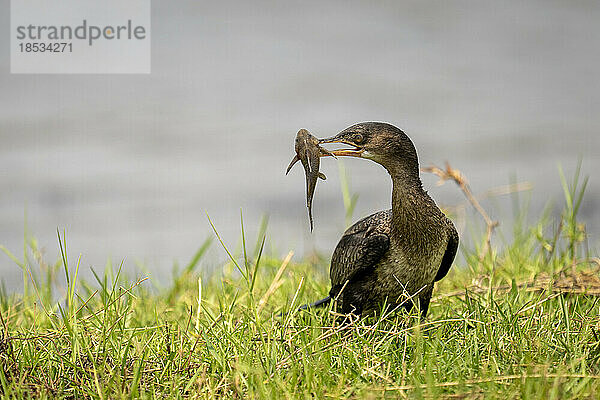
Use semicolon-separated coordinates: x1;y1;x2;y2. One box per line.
1;168;599;399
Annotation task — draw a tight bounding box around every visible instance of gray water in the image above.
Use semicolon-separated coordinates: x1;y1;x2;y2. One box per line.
1;0;599;291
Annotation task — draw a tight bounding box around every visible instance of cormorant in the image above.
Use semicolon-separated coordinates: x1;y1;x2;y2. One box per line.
308;122;458;317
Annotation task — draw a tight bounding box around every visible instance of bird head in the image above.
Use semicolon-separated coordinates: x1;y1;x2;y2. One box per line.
319;122;420;179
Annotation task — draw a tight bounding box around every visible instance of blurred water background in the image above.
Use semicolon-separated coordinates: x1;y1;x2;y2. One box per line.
1;0;599;291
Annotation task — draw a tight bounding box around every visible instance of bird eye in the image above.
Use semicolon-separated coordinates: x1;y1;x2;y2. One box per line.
353;133;364;143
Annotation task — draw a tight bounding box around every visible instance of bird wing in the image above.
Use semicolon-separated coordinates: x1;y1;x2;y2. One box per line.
329;212;391;295
434;223;459;282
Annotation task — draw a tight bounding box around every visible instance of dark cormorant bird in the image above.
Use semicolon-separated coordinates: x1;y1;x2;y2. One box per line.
309;122;458;317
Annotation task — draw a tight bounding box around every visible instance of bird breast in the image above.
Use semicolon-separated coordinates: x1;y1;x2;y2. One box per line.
373;230;446;298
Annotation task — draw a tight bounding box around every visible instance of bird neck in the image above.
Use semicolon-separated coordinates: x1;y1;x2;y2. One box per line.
390;174;425;232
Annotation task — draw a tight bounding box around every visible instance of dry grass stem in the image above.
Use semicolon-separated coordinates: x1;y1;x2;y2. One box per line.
422;162;499;268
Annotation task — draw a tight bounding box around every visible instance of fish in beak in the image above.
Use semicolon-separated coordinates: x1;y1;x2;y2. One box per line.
286;129;335;231
318;134;365;158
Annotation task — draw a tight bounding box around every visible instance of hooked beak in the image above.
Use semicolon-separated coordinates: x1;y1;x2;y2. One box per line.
318;135;364;158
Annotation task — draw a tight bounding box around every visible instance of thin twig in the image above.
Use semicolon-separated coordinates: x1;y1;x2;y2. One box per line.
422;162;499;270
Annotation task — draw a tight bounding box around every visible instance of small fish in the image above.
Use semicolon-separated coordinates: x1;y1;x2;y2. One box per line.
286;129;335;231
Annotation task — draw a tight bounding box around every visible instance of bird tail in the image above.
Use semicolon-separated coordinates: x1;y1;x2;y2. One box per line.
298;296;331;311
275;296;331;318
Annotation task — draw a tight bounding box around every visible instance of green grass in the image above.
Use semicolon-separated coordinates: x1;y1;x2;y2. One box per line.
1;166;599;399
